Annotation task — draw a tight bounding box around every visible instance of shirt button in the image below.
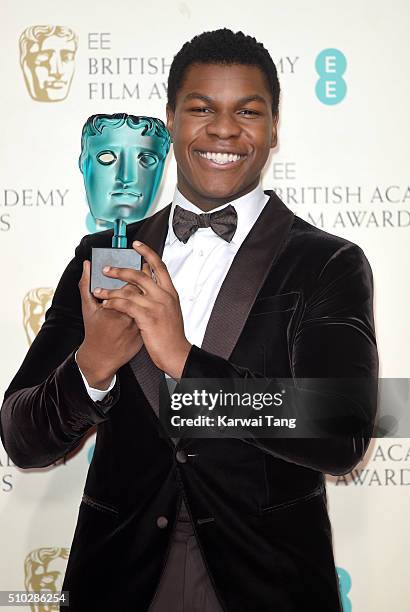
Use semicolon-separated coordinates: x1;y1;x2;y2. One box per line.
156;516;168;529
199;250;204;256
176;450;188;464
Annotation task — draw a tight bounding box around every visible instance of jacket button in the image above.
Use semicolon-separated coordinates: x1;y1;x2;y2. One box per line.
156;516;168;529
176;450;187;464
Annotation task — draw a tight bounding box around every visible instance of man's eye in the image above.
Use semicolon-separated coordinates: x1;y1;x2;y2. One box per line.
190;107;212;114
97;151;117;165
139;153;158;168
239;109;259;116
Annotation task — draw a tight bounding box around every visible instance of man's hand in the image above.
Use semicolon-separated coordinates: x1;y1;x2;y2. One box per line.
76;260;143;389
92;241;192;379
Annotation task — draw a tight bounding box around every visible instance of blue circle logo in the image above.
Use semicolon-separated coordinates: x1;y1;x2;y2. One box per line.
315;49;347;105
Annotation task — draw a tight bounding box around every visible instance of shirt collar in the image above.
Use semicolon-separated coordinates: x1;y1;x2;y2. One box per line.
167;184;268;247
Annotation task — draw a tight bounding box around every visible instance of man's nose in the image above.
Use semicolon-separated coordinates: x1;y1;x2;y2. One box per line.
48;51;63;78
206;111;242;140
116;149;138;184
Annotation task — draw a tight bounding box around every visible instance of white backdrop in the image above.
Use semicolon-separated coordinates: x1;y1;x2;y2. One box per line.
1;1;409;610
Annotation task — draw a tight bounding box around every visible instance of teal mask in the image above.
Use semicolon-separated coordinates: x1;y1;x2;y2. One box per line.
79;114;170;228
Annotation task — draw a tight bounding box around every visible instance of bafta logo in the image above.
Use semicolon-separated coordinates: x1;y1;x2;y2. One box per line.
19;26;78;102
23;288;54;345
24;547;69;612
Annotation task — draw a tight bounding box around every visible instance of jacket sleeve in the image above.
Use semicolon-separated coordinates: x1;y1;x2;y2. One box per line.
0;236;119;469
179;242;379;476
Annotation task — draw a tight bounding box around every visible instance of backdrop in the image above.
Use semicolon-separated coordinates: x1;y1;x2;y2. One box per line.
1;1;409;610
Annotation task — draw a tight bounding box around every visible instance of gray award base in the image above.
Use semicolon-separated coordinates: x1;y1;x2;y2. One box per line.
90;247;142;292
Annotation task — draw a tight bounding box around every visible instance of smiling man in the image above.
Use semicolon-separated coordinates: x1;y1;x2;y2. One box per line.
1;29;378;612
167;62;277;207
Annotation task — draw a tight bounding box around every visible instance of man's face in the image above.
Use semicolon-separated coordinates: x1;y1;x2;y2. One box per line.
166;63;278;209
25;35;76;101
82;123;167;223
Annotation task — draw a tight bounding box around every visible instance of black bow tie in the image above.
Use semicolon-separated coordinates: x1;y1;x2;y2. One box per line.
172;204;238;244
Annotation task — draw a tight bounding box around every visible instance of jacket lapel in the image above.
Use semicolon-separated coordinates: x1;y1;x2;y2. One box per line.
201;190;294;359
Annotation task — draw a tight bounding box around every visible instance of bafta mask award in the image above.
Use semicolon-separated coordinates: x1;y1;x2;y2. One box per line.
79;113;171;291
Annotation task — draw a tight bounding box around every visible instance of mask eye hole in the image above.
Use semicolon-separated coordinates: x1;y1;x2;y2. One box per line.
138;153;158;168
97;151;117;165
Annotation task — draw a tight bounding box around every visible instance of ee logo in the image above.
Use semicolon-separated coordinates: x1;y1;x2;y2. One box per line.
337;566;352;611
315;48;347;105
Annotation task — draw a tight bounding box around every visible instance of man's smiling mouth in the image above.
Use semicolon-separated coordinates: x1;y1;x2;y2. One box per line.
196;150;247;165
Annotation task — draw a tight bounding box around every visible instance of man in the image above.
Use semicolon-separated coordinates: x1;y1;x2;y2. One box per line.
1;29;378;611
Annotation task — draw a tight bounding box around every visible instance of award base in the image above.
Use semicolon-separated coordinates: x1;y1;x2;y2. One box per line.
90;247;142;292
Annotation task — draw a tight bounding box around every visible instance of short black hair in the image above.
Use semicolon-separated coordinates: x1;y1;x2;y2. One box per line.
167;28;280;115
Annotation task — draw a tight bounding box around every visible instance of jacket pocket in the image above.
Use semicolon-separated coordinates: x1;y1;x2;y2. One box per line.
81;493;119;517
257;483;325;515
250;292;300;316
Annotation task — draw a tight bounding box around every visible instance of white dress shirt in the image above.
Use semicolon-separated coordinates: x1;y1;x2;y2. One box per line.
77;184;269;400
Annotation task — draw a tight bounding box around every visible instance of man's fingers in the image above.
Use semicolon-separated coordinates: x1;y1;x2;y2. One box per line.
142;261;158;284
94;285;151;305
142;262;151;278
132;241;176;294
101;265;162;297
101;296;150;323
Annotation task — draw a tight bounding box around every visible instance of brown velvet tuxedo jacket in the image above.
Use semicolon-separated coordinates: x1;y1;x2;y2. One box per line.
0;191;378;611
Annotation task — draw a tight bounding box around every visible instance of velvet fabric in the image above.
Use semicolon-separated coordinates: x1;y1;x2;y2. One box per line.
0;191;378;611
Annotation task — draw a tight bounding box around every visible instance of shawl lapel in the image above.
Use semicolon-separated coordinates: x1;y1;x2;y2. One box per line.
201;190;294;359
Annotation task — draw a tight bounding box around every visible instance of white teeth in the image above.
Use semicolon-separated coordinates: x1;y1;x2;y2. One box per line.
198;151;244;164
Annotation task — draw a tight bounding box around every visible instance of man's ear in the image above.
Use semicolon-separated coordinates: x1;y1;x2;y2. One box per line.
166;105;174;139
270;113;279;149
